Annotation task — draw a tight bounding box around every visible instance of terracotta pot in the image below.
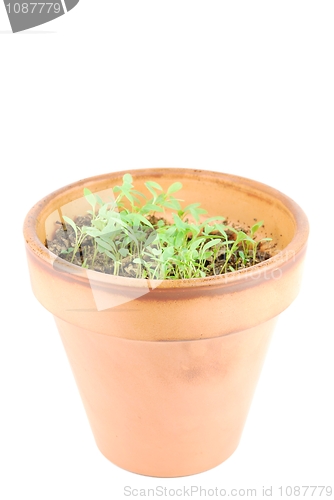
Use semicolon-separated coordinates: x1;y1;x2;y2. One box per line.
23;168;309;477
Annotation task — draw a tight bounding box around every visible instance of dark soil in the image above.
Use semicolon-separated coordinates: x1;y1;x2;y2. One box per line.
46;215;272;278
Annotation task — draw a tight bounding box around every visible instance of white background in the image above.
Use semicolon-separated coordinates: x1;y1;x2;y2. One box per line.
0;2;333;499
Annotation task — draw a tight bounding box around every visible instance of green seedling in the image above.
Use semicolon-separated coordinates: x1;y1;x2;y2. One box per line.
48;174;272;279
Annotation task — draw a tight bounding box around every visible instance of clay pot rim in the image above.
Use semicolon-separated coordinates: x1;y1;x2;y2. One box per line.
23;168;309;290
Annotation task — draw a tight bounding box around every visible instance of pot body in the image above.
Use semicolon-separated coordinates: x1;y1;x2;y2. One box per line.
55;315;276;477
23;168;309;476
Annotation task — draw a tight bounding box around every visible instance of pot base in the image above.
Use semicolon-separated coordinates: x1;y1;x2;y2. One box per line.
97;441;240;478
